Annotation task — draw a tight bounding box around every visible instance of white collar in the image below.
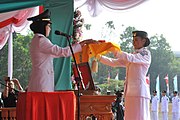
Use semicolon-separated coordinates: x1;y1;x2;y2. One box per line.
134;47;146;53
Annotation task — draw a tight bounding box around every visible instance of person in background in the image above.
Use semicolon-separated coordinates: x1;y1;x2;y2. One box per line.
27;9;97;92
151;90;159;120
161;90;169;120
112;90;124;120
94;85;101;95
1;78;24;107
97;30;151;120
172;91;180;120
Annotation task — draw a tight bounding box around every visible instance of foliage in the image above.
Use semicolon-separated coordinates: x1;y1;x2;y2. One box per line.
169;58;180;76
0;32;33;89
84;24;91;30
148;34;175;92
98;79;124;95
101;21;116;41
119;26;136;52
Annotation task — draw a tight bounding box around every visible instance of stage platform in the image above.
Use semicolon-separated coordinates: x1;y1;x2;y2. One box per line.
15;91;115;120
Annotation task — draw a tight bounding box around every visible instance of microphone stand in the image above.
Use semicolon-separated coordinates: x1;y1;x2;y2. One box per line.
64;36;84;120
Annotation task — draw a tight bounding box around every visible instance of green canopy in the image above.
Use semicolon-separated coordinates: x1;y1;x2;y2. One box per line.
0;0;45;13
0;0;74;90
45;0;74;90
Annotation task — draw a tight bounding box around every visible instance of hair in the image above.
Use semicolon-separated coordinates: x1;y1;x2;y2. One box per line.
144;38;150;47
30;21;50;36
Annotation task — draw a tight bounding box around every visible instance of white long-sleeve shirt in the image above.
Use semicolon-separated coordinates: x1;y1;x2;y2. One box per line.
161;96;169;112
151;95;159;111
28;34;82;92
172;96;180;113
99;47;151;99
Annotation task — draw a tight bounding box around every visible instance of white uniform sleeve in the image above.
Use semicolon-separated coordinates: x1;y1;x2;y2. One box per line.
115;51;151;65
39;37;82;58
99;55;126;67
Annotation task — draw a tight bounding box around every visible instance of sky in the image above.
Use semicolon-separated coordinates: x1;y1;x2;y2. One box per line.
78;0;180;51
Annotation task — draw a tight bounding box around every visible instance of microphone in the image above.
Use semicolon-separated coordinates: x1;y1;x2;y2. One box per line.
55;30;72;38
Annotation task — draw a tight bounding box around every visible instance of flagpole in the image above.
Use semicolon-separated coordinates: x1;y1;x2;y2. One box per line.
8;29;13;79
156;75;160;99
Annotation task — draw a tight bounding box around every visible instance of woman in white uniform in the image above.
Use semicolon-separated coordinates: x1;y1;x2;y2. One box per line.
27;9;96;92
97;31;151;120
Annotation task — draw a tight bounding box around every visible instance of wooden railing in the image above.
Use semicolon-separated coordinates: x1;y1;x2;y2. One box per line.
0;107;16;120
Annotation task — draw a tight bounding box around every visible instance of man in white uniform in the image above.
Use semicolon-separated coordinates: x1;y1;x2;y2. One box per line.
97;30;151;120
172;91;180;120
161;90;169;120
151;90;159;120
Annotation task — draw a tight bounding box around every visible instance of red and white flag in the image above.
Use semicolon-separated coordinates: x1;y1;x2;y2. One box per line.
164;74;169;96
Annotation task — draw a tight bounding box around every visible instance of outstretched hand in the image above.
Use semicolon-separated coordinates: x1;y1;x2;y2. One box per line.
11;78;20;85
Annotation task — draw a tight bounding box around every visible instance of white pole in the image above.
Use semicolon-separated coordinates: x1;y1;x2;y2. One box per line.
8;30;13;79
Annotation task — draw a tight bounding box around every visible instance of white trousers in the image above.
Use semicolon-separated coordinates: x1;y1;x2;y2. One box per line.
172;112;179;120
124;96;150;120
151;111;158;120
162;112;168;120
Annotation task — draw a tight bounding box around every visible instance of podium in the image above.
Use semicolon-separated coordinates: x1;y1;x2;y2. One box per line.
77;95;116;120
72;62;116;119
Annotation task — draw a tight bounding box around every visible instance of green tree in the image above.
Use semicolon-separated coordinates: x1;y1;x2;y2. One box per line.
119;26;136;52
148;34;175;92
101;21;116;41
84;24;92;30
169;58;180;76
98;79;124;95
0;32;33;88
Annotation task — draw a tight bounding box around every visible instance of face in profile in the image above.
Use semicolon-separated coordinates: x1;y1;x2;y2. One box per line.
46;23;51;37
133;36;146;49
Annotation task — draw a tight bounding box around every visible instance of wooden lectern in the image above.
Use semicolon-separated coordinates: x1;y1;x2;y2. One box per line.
72;62;116;120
